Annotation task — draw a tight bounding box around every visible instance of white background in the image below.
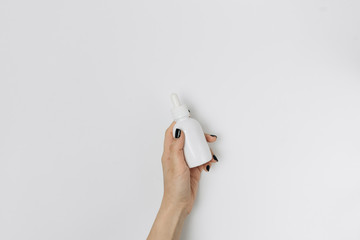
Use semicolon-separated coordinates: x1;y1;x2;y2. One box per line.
1;0;360;239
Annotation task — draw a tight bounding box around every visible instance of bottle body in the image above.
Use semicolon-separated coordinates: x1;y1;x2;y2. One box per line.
173;117;212;168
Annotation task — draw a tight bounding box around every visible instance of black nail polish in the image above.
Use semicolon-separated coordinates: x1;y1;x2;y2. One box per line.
213;155;218;162
175;128;181;138
206;165;210;171
210;134;217;138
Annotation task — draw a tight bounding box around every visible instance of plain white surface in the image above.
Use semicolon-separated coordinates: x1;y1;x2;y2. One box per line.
1;0;360;239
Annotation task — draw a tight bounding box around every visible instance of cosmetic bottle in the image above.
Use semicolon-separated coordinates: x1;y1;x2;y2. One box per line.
170;93;212;168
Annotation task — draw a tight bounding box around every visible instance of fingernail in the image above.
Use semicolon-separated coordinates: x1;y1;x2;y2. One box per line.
213;155;218;162
206;165;210;172
210;134;217;138
175;128;181;138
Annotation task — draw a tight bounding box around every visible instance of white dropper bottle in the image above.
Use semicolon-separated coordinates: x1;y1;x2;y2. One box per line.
170;93;212;168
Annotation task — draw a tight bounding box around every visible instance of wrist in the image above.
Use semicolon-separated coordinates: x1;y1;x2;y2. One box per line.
147;196;188;240
160;197;189;219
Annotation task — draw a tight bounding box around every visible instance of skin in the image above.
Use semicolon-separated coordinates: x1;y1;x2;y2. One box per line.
147;121;218;240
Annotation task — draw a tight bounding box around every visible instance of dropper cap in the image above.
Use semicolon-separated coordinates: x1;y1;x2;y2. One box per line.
170;93;190;120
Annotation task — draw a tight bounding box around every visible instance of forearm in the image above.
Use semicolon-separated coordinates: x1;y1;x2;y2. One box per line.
147;199;188;240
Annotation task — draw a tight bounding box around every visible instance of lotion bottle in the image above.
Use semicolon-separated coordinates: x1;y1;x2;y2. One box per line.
170;93;212;168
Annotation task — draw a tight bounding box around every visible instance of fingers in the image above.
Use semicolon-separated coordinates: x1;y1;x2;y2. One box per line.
205;133;217;143
203;148;219;172
204;135;218;172
164;122;218;171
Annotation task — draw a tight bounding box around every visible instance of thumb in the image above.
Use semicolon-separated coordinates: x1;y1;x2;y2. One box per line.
170;128;187;168
172;128;185;151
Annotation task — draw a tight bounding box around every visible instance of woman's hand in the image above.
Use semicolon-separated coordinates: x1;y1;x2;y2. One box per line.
161;121;218;215
148;121;218;240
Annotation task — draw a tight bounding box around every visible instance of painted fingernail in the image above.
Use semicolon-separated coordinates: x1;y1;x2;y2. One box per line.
213;155;218;162
210;134;217;138
206;165;210;172
175;128;181;138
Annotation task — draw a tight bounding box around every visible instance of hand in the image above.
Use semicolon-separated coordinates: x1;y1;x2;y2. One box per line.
147;122;218;240
161;121;218;215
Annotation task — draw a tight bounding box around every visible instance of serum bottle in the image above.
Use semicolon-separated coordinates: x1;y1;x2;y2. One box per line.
170;93;212;168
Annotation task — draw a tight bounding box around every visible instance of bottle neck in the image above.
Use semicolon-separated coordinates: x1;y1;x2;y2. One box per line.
175;116;190;123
